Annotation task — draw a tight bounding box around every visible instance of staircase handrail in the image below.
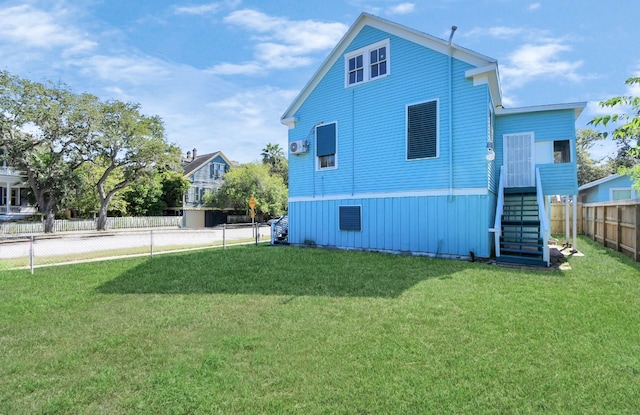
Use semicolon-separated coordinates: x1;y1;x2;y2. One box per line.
535;168;550;266
270;214;288;245
492;167;506;258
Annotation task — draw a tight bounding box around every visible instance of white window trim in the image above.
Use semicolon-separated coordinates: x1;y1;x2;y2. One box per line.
344;39;390;88
610;187;636;201
316;121;338;171
405;98;440;161
553;139;572;164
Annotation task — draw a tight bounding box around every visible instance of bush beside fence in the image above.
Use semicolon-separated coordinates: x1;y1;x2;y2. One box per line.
0;216;182;235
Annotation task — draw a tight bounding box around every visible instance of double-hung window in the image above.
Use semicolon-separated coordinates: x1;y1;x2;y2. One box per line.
345;39;390;87
407;99;439;160
316;122;337;170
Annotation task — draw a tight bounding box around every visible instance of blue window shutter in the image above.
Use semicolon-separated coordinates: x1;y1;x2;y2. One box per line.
407;101;437;159
339;206;361;231
317;123;336;156
210;163;214;178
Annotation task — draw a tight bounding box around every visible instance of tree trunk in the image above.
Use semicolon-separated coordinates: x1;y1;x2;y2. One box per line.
43;210;56;233
96;202;109;231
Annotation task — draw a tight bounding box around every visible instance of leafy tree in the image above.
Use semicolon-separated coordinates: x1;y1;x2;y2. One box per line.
88;100;182;230
64;162;127;218
261;142;288;186
0;71;100;232
589;77;640;189
160;170;190;209
576;129;610;186
123;174;164;216
212;162;287;217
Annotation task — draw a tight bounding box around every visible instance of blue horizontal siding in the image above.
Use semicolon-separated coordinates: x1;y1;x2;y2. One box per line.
494;109;578;195
288;25;492;198
288;194;493;258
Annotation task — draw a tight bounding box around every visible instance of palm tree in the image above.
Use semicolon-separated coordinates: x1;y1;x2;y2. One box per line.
261;143;284;165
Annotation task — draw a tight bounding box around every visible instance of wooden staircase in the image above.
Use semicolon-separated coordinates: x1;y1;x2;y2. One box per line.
498;187;546;267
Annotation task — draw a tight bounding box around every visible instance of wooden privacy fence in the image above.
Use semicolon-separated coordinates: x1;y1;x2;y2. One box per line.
550;202;583;235
582;201;640;261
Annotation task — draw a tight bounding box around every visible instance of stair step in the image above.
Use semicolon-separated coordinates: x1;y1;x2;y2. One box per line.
504;187;537;194
501;246;542;255
498;255;547;267
501;238;542;245
502;220;540;226
502;228;540;238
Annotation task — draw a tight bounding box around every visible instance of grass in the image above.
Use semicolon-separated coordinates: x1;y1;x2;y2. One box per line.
0;237;638;414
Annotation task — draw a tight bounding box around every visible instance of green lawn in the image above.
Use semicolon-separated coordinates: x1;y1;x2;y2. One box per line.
1;237;638;414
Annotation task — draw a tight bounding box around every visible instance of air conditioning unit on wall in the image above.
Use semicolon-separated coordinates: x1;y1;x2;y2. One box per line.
289;140;308;155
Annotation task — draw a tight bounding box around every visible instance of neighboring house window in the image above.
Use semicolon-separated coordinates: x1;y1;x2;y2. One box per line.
554;140;571;163
187;187;195;202
317;122;337;170
339;205;362;231
210;163;215;179
344;39;390;87
407;99;438;160
610;188;635;201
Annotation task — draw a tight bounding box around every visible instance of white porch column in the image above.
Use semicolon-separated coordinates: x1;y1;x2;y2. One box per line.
565;196;570;243
572;194;578;251
6;182;10;213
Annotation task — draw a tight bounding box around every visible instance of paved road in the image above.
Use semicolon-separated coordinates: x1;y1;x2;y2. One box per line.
0;226;270;260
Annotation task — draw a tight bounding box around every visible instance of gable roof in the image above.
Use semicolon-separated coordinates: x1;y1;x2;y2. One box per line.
183;151;233;177
281;12;499;124
578;174;627;191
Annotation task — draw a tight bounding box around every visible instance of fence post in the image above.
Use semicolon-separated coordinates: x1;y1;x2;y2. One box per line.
30;235;34;275
255;222;259;246
223;224;226;249
636;204;640;261
150;230;154;258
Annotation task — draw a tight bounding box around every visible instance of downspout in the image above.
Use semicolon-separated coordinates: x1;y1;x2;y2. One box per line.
448;26;457;202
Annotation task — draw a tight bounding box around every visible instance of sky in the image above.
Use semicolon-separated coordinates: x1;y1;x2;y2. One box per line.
1;0;638;164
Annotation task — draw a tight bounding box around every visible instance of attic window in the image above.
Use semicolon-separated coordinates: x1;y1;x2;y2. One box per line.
344;39;390;87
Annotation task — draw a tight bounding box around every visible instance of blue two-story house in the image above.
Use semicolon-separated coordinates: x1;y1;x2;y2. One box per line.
181;148;236;228
281;13;585;266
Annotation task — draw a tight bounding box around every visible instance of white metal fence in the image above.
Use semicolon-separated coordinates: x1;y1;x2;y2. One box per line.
0;216;183;235
0;224;269;273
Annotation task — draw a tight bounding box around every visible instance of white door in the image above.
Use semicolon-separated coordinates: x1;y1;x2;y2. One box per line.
504;133;535;187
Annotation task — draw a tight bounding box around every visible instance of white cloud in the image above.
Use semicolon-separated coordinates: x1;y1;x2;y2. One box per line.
528;3;541;11
387;3;415;15
500;42;584;89
174;4;222;15
463;26;551;41
0;4;96;54
173;0;241;16
202;87;299;161
209;9;348;75
75;54;174;84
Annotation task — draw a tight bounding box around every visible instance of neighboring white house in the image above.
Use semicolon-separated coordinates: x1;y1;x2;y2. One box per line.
0;162;37;221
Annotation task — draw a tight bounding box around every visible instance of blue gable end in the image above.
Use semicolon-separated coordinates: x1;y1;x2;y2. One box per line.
288;25;492;198
281;13;585;261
